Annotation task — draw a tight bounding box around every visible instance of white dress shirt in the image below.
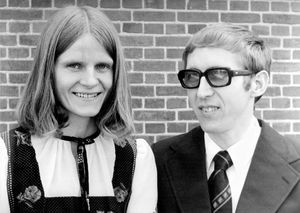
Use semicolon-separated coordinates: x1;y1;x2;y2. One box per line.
205;116;261;213
0;133;157;213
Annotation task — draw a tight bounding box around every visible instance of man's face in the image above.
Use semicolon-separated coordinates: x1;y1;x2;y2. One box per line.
186;47;255;136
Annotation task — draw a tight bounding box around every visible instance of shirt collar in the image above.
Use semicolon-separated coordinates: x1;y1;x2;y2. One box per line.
205;116;261;173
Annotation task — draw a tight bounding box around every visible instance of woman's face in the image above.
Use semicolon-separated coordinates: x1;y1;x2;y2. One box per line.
54;34;113;122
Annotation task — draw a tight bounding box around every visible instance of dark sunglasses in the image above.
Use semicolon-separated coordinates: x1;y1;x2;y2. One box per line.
177;67;253;89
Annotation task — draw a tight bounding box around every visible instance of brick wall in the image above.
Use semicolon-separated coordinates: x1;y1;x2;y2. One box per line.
1;0;300;144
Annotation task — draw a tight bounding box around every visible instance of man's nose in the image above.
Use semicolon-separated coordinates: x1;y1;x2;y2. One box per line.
196;77;214;98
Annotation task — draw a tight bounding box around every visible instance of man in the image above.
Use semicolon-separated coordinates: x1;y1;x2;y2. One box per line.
152;23;300;213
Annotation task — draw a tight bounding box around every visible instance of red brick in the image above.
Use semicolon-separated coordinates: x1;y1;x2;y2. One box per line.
167;73;180;84
146;123;165;133
8;98;18;109
134;122;143;133
187;0;206;10
272;98;290;108
230;1;248;10
0;86;19;97
8;48;30;58
0;9;43;20
251;25;269;36
0;73;7;83
144;48;164;59
134;110;175;121
113;23;121;33
251;1;269;11
145;73;165;84
0;48;6;58
208;0;227;10
255;97;270;109
293;123;300;131
9;0;29;7
167;0;185;9
0;0;7;7
144;23;164;34
156;86;187;96
167;98;187;109
9;22;29;33
294;75;300;84
123;0;142;8
145;98;165;108
0;60;33;71
103;10;131;21
123;23;142;33
188;122;199;131
133;11;175;22
221;13;260;23
166;24;185;34
77;0;97;7
9;73;28;83
283;39;300;48
283;87;300;97
293;99;300;108
272;122;290;132
271;2;289;12
32;0;51;7
188;24;206;34
120;35;153;47
19;35;40;46
54;0;75;8
272;26;290;36
0;98;7;109
167;48;184;59
44;9;59;20
263;14;300;25
135;135;155;144
264;37;280;48
145;0;164;9
264;110;300;120
0;35;17;46
178;110;197;120
131;85;154;97
0;111;16;121
272;74;291;85
272;62;300;73
131;98;142;108
178;12;218;22
124;48;143;59
293;50;300;60
9;123;19;130
264;86;281;97
292;26;300;36
0;22;6;32
167;122;186;133
291;2;300;12
272;50;291;60
31;22;45;33
101;0;120;8
156;36;190;47
134;60;175;71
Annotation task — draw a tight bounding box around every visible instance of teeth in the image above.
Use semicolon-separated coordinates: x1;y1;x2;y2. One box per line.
74;92;99;98
200;106;219;113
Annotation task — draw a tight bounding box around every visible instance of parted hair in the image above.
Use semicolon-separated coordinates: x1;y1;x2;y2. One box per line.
17;6;134;138
183;23;272;75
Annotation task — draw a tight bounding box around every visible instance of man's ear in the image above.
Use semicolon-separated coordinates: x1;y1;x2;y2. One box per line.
250;70;269;98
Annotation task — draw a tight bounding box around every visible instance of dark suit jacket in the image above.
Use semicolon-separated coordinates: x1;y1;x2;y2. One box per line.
152;120;300;213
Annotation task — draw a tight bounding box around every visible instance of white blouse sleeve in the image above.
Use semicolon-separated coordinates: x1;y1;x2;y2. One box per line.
126;139;157;213
0;137;10;213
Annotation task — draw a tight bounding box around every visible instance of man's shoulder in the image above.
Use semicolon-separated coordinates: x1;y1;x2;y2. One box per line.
152;126;202;154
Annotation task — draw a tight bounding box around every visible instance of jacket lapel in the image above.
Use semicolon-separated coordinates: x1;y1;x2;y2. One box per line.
165;127;211;212
236;121;300;213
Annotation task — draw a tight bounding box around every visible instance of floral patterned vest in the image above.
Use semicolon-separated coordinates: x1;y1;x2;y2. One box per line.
1;127;137;213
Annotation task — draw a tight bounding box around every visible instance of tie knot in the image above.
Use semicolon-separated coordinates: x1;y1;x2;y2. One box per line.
213;150;233;171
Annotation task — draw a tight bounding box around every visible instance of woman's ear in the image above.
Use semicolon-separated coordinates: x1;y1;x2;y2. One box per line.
250;70;269;98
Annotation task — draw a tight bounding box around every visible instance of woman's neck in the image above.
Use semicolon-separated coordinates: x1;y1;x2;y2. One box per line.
61;115;97;138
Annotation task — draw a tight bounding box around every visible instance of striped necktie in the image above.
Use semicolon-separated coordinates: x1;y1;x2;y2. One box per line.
208;150;233;213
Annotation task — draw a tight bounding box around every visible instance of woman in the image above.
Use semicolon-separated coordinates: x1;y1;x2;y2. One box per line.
0;6;157;213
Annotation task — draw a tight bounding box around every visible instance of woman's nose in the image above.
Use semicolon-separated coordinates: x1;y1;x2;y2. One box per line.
80;67;99;87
